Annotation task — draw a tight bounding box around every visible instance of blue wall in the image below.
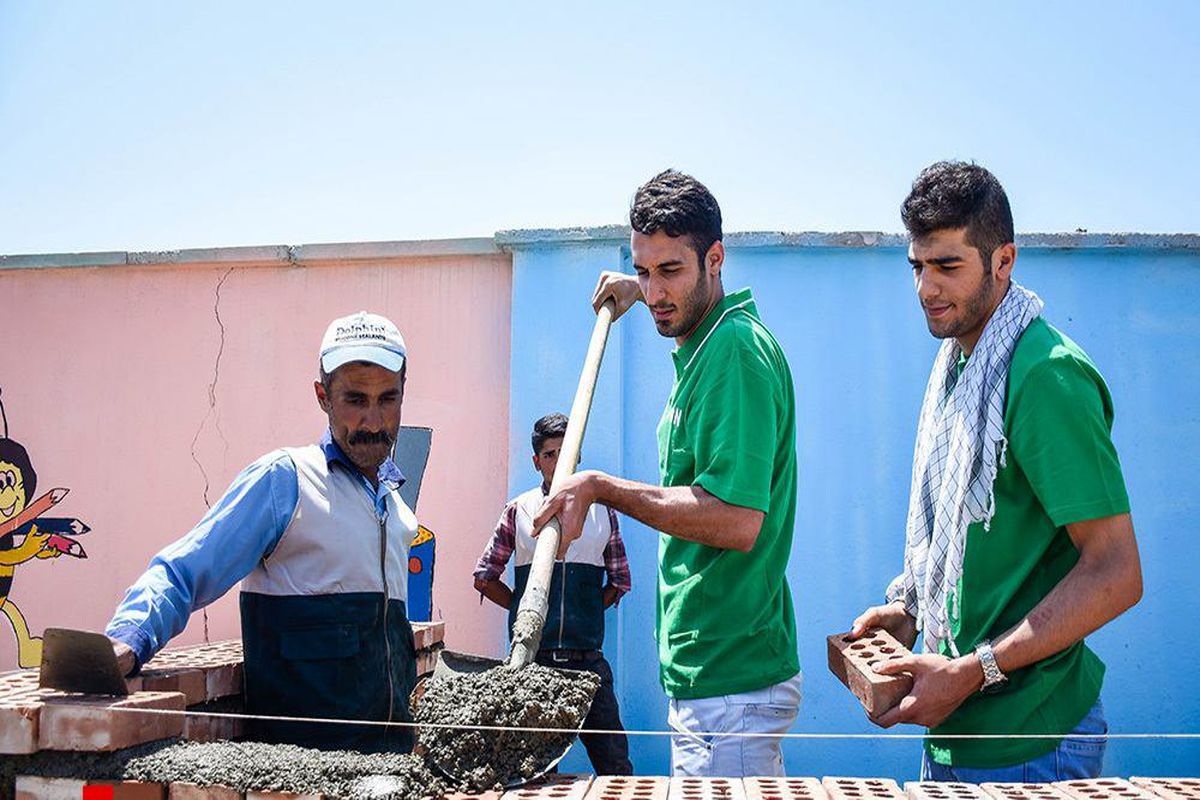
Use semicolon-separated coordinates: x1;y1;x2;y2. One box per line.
504;231;1200;778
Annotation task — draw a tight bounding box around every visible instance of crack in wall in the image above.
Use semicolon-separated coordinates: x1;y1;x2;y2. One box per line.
188;267;236;642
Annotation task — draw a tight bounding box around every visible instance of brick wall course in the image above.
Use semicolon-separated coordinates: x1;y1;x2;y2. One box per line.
37;690;185;751
168;782;243;800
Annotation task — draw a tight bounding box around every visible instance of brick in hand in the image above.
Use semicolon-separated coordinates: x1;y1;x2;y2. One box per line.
827;629;913;717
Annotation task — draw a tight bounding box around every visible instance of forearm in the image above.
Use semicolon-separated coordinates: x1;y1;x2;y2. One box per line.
474;577;513;610
992;538;1142;674
591;473;762;551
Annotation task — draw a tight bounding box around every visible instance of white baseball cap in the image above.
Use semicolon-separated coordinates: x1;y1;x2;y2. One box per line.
320;311;407;374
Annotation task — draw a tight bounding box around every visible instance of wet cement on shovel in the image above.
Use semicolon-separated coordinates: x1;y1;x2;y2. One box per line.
416;662;600;791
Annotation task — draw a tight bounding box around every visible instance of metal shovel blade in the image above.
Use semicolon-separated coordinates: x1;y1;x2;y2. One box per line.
420;651;596;789
39;627;129;696
432;649;503;679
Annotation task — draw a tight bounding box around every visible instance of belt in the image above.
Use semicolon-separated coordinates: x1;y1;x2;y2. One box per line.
538;648;602;664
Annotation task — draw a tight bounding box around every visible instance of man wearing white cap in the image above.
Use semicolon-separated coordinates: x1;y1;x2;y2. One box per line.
106;311;419;752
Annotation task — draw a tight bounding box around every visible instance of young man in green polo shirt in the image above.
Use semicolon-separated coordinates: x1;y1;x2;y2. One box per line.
850;161;1143;781
534;169;802;777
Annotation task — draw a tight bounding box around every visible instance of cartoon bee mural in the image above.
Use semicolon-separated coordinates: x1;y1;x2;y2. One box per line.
0;388;90;667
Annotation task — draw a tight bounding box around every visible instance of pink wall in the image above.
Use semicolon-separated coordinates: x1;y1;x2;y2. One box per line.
0;242;512;669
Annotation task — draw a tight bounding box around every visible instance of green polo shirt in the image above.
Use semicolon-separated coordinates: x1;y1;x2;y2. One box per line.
654;288;801;699
927;317;1130;768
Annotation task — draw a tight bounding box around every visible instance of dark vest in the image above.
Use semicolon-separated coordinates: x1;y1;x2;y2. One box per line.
239;445;417;751
507;485;610;651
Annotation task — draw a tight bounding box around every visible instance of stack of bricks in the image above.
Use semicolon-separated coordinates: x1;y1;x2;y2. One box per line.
0;638;242;757
8;774;1200;800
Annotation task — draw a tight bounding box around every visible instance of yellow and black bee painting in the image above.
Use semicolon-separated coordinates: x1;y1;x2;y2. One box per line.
0;387;90;667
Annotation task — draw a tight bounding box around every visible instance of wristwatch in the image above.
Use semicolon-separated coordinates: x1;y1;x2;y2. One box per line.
975;639;1008;693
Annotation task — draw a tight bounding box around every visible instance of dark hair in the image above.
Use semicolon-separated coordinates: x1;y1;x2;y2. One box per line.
901;161;1014;264
531;413;568;454
0;438;36;500
630;169;723;262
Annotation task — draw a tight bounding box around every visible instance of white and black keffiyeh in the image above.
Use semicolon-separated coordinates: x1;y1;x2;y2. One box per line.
889;282;1043;656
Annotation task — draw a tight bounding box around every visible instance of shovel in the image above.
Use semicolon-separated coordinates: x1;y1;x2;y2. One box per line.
439;298;617;674
427;300;616;787
39;627;129;696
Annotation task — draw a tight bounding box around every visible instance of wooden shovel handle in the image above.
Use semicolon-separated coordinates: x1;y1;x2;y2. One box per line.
509;300;616;668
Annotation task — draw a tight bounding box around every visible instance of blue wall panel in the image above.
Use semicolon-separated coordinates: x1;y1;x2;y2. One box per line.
508;237;1200;777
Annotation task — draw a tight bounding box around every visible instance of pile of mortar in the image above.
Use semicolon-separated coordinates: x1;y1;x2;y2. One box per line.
415;661;601;791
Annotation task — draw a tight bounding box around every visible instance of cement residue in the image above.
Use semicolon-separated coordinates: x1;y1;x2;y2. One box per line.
415;662;600;791
121;741;443;799
510;609;544;645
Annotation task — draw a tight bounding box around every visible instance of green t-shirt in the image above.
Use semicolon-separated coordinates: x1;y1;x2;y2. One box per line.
654;288;801;699
927;317;1130;767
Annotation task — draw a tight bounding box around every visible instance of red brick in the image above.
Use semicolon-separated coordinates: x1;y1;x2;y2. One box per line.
182;709;245;742
502;775;595;800
1130;780;1200;800
412;621;445;650
140;669;208;707
0;696;42;754
823;778;906;800
745;778;828;800
981;785;1073;800
585;776;670;800
143;641;244;702
0;671;48;754
667;777;747;800
906;783;990;800
15;775;87;800
827;630;913;717
169;783;242;800
1054;781;1157;800
38;690;185;751
90;781;166;800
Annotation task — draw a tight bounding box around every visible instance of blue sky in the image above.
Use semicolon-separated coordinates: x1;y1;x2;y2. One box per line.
1;2;1196;253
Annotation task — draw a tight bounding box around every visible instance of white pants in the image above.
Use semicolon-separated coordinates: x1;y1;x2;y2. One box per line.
667;671;802;777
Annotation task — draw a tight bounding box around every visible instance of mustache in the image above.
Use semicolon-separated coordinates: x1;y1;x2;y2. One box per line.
347;430;393;446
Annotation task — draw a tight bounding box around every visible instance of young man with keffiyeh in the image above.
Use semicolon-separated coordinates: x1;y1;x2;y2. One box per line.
850;161;1142;781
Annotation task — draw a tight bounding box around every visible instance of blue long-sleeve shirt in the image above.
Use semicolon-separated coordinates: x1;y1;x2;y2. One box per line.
106;431;404;670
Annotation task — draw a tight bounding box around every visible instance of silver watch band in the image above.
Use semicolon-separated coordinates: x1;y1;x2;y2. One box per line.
975;639;1007;690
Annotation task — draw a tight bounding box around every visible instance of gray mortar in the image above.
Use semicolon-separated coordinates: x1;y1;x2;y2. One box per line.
121;741;443;799
415;662;600;791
